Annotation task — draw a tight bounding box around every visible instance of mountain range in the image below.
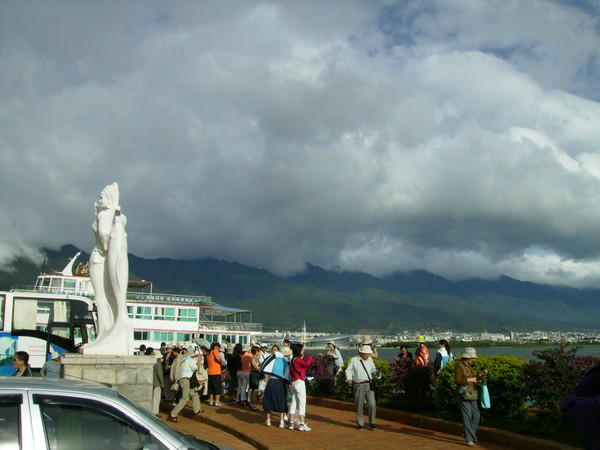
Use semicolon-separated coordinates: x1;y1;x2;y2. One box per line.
1;244;599;334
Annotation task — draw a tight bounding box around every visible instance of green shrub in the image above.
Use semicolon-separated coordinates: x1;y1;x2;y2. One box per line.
523;346;600;420
433;354;527;418
334;358;392;402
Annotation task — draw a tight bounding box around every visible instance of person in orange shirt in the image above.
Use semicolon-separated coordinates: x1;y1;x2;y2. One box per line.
207;342;225;406
414;337;429;366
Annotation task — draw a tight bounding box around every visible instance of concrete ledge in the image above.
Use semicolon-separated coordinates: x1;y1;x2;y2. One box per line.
62;353;156;411
307;397;579;450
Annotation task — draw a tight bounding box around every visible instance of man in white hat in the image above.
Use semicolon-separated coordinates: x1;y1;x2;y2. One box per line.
41;351;61;379
345;345;379;430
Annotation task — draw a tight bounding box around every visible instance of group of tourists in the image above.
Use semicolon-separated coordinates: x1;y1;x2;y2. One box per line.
9;337;599;448
396;337;454;374
154;338;315;431
150;336;473;439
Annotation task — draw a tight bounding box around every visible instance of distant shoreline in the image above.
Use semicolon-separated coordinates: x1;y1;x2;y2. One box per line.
381;340;600;348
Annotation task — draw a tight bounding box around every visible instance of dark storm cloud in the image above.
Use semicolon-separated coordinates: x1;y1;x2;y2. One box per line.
1;0;600;287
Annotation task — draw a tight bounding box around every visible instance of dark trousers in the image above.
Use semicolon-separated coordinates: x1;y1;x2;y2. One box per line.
459;399;480;443
563;395;600;450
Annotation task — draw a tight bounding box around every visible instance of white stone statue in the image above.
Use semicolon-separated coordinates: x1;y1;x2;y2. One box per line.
83;182;133;355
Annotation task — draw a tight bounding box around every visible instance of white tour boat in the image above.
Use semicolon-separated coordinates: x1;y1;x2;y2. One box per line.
26;252;262;351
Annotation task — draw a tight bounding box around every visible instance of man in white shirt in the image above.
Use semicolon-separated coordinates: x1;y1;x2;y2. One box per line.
345;345;378;430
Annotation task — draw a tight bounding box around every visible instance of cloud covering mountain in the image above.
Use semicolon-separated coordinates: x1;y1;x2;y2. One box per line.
1;1;600;287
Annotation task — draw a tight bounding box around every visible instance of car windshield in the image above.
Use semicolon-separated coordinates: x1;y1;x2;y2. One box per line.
116;393;218;449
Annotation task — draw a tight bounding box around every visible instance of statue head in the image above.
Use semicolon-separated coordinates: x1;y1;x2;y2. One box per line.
98;183;119;210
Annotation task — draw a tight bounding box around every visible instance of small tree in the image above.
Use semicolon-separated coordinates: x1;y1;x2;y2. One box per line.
523;346;600;420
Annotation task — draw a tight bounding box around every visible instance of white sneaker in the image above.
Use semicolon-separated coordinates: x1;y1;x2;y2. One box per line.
265;419;271;427
298;423;311;432
279;421;285;429
288;423;295;430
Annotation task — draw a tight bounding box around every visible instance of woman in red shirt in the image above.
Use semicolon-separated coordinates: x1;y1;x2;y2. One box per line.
238;345;253;406
288;343;313;431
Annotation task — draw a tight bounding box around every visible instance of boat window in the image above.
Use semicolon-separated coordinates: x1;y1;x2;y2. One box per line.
41;278;50;287
133;331;150;341
176;333;191;342
153;331;173;342
50;278;62;289
127;306;133;319
177;308;197;322
63;279;77;291
154;307;175;321
134;306;151;320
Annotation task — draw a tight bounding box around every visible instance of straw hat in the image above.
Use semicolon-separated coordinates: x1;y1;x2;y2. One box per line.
359;345;373;354
462;348;478;359
281;347;292;357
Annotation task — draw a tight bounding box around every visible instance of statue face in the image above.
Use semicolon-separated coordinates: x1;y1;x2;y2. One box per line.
99;192;111;208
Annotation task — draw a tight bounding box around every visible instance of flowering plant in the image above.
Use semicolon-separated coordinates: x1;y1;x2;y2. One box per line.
523;346;600;420
307;354;335;395
390;357;433;399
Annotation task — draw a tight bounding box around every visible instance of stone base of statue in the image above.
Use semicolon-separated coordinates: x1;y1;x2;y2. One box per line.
61;353;156;411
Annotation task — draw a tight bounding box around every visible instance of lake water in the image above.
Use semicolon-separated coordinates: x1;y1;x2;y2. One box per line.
307;345;600;362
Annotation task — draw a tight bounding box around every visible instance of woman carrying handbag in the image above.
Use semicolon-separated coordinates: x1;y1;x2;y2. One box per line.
454;348;488;447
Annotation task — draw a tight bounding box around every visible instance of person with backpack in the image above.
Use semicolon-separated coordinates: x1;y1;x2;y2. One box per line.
434;339;454;374
288;343;313;431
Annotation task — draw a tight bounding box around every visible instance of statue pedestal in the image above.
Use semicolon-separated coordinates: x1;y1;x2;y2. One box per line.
61;353;157;411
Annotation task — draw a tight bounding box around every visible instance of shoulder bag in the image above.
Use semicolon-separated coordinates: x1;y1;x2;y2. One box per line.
359;359;376;394
458;363;479;401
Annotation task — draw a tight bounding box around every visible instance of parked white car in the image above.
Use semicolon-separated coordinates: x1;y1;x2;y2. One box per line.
0;377;225;450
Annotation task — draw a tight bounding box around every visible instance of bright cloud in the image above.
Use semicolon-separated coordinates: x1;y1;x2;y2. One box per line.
1;0;600;287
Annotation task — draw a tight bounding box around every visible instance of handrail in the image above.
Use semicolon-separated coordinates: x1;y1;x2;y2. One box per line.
198;321;262;332
10;285;212;306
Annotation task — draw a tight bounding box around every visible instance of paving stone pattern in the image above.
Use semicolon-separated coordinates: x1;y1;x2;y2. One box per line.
162;400;510;449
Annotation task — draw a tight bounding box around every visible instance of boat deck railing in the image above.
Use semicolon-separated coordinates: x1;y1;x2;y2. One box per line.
12;285;212;306
11;285;95;297
126;292;212;306
198;320;262;333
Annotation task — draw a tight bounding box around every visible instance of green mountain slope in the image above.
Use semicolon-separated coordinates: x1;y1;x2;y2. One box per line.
1;244;599;333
